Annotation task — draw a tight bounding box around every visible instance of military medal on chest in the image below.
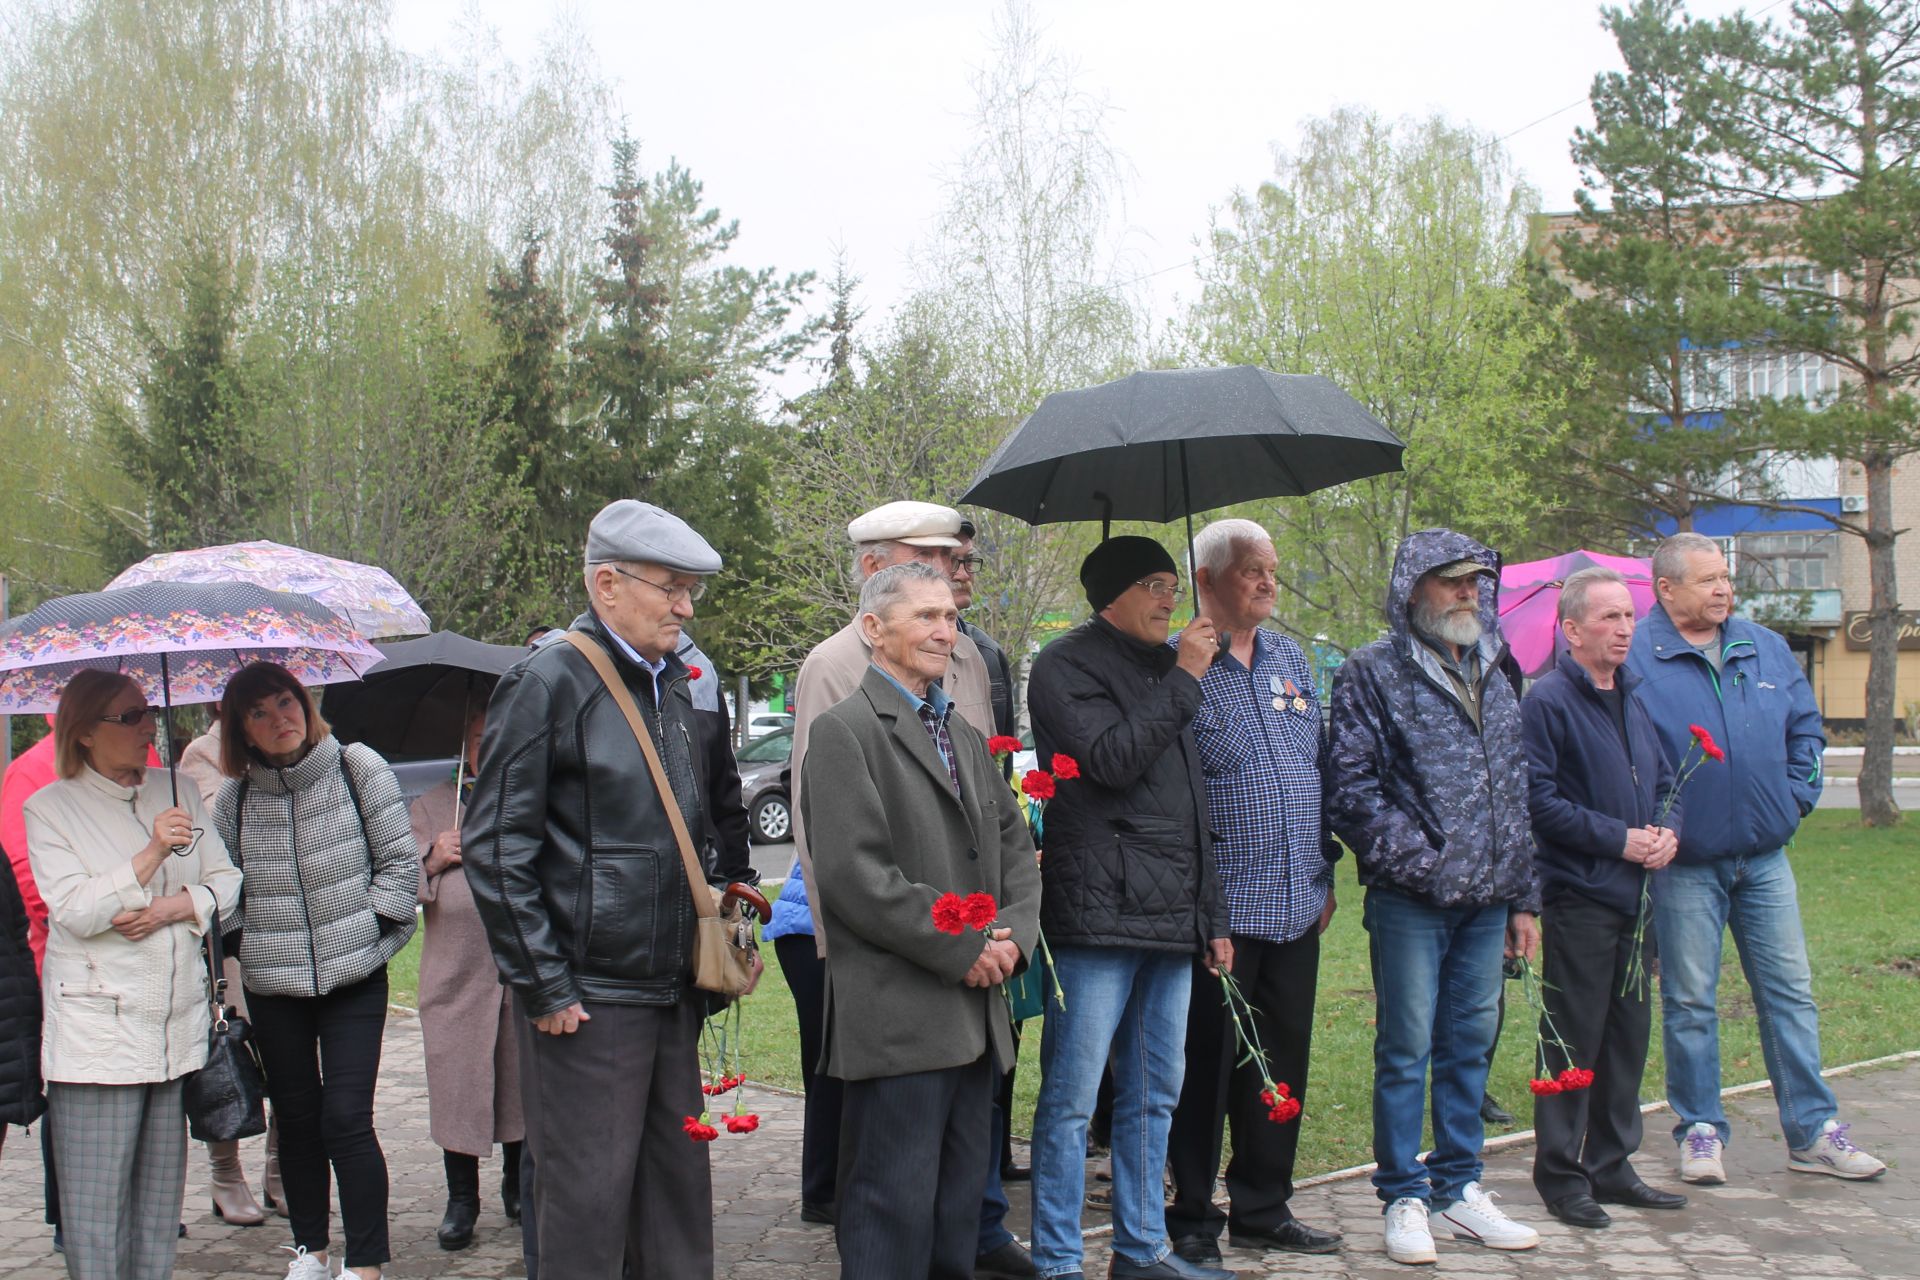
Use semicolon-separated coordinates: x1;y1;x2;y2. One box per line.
1272;675;1308;714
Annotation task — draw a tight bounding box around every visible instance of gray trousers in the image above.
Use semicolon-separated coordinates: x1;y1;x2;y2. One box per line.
836;1054;995;1280
48;1079;188;1280
516;997;713;1279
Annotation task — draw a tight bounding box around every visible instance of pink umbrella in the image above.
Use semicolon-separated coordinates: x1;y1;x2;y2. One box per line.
1499;550;1655;677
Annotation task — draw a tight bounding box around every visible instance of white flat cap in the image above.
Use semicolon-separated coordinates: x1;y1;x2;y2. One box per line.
585;500;723;574
847;500;963;547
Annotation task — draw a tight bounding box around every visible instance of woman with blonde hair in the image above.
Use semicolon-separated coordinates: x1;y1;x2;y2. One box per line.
22;669;243;1280
212;661;418;1280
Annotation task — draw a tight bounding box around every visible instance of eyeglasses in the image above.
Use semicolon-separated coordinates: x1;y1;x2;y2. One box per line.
612;564;707;604
1133;579;1185;602
98;707;156;727
952;555;984;573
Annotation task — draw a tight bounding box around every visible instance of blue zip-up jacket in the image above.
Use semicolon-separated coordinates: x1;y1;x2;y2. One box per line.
1521;653;1680;916
1624;604;1824;863
1325;529;1541;913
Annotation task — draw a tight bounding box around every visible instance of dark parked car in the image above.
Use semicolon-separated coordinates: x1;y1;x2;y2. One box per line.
737;728;794;844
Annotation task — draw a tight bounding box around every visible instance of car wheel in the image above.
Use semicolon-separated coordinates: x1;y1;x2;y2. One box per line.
751;792;791;843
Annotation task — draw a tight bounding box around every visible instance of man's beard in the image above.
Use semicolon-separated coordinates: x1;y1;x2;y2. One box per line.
1414;597;1483;650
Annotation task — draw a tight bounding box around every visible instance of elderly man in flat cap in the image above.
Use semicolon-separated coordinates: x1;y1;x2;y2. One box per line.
1025;536;1236;1280
464;499;753;1279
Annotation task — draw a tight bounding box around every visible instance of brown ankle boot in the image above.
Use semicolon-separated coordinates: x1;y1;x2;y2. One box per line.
262;1117;288;1218
207;1140;266;1226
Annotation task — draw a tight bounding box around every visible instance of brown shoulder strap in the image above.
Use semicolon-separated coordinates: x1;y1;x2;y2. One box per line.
562;631;716;922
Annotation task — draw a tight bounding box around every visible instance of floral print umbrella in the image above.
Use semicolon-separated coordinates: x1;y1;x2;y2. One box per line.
0;581;383;715
107;540;430;640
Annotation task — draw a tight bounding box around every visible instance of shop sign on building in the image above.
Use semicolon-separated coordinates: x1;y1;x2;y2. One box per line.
1842;611;1920;651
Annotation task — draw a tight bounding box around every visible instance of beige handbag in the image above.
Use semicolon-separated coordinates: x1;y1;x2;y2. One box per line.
564;632;764;998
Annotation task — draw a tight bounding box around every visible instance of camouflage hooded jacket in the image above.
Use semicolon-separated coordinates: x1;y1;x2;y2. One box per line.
1324;529;1541;913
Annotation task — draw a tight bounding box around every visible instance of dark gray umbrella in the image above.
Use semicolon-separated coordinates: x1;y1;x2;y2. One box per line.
321;631;524;762
959;366;1405;540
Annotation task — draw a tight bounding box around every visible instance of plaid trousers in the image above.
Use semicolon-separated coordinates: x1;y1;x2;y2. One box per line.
47;1079;188;1280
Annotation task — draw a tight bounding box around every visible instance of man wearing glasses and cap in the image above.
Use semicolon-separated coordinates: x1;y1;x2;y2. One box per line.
464;499;752;1278
1325;529;1542;1267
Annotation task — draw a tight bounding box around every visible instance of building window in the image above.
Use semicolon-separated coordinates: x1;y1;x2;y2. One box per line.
1735;532;1837;591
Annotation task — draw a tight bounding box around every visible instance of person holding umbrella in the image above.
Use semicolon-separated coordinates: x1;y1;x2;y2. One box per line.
211;662;420;1280
411;702;524;1251
22;669;243;1280
1025;536;1235;1280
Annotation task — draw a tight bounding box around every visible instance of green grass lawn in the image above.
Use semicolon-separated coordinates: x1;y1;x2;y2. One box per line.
384;811;1920;1178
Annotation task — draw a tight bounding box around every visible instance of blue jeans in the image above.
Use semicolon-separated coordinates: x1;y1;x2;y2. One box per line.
1364;889;1507;1207
1030;946;1191;1278
1651;849;1835;1150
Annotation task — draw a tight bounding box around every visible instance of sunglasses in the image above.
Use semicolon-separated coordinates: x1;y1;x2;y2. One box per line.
98;707;157;727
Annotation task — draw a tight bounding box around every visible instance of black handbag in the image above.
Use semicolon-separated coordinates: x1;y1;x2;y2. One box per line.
182;908;268;1142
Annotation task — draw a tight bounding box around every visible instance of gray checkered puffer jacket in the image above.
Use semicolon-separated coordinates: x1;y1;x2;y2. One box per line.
213;736;420;998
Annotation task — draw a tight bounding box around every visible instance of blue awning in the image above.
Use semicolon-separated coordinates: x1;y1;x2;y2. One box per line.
1651;499;1843;537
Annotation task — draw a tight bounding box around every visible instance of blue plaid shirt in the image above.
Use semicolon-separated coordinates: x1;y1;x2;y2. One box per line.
1178;627;1335;943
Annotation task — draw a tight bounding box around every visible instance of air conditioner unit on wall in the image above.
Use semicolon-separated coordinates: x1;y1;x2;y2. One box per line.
1841;495;1867;512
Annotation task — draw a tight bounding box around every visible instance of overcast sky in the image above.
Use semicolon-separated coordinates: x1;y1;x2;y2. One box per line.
392;0;1755;336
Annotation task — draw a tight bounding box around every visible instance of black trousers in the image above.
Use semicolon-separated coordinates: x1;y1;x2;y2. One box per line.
518;996;712;1279
248;967;392;1268
1167;931;1321;1240
836;1054;994;1280
1532;892;1652;1204
776;933;845;1208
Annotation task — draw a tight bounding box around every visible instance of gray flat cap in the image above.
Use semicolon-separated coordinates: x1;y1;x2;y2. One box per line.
585;500;723;575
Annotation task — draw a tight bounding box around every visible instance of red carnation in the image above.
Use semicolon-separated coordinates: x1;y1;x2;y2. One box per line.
931;892;969;935
962;892;999;931
1688;724;1726;762
686;666;704;681
1266;1096;1301;1123
1049;754;1081;780
724;1113;760;1134
682;1115;720;1142
1556;1067;1595;1091
1021;770;1057;801
1528;1078;1563;1096
987;735;1022;757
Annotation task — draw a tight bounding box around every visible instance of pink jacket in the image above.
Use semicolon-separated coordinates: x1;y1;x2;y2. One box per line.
0;733;56;973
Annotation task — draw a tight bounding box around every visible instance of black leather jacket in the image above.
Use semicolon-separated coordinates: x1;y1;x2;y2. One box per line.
463;612;710;1018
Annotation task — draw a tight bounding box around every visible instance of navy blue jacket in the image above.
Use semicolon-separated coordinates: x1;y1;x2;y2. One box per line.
1624;605;1824;863
1325;529;1541;913
1521;653;1680;916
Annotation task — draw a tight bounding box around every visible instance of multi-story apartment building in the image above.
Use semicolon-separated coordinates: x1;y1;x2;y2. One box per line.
1540;210;1920;728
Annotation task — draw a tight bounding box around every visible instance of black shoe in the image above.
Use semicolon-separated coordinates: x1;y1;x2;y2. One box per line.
1171;1234;1223;1266
999;1161;1032;1182
438;1196;479;1250
800;1200;836;1225
1547;1193;1612;1229
1480;1093;1516;1127
1594;1181;1688;1210
975;1238;1038;1278
1229;1218;1342;1254
501;1141;523;1221
1109;1251;1236;1279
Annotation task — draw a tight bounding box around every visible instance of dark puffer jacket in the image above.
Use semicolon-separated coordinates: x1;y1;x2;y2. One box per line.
1026;616;1228;952
1325;529;1541;913
0;863;44;1127
464;612;711;1019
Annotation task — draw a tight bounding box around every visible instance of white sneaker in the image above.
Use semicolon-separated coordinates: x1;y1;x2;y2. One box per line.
1789;1119;1888;1180
1384;1196;1437;1266
1678;1122;1726;1185
282;1246;331;1279
1436;1181;1540;1251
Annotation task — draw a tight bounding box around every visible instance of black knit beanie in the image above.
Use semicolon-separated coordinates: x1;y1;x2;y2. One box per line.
1081;536;1180;612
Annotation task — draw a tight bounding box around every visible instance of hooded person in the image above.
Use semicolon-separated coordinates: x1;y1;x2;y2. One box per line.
1324;528;1543;1267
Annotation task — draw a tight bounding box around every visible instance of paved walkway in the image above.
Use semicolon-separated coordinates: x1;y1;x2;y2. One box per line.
0;1010;1911;1278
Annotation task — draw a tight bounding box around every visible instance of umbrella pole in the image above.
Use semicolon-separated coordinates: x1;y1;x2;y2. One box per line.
452;675;471;832
160;651;179;808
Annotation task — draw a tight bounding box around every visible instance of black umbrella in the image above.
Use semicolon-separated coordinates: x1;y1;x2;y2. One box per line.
959;365;1405;549
321;631;524;785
